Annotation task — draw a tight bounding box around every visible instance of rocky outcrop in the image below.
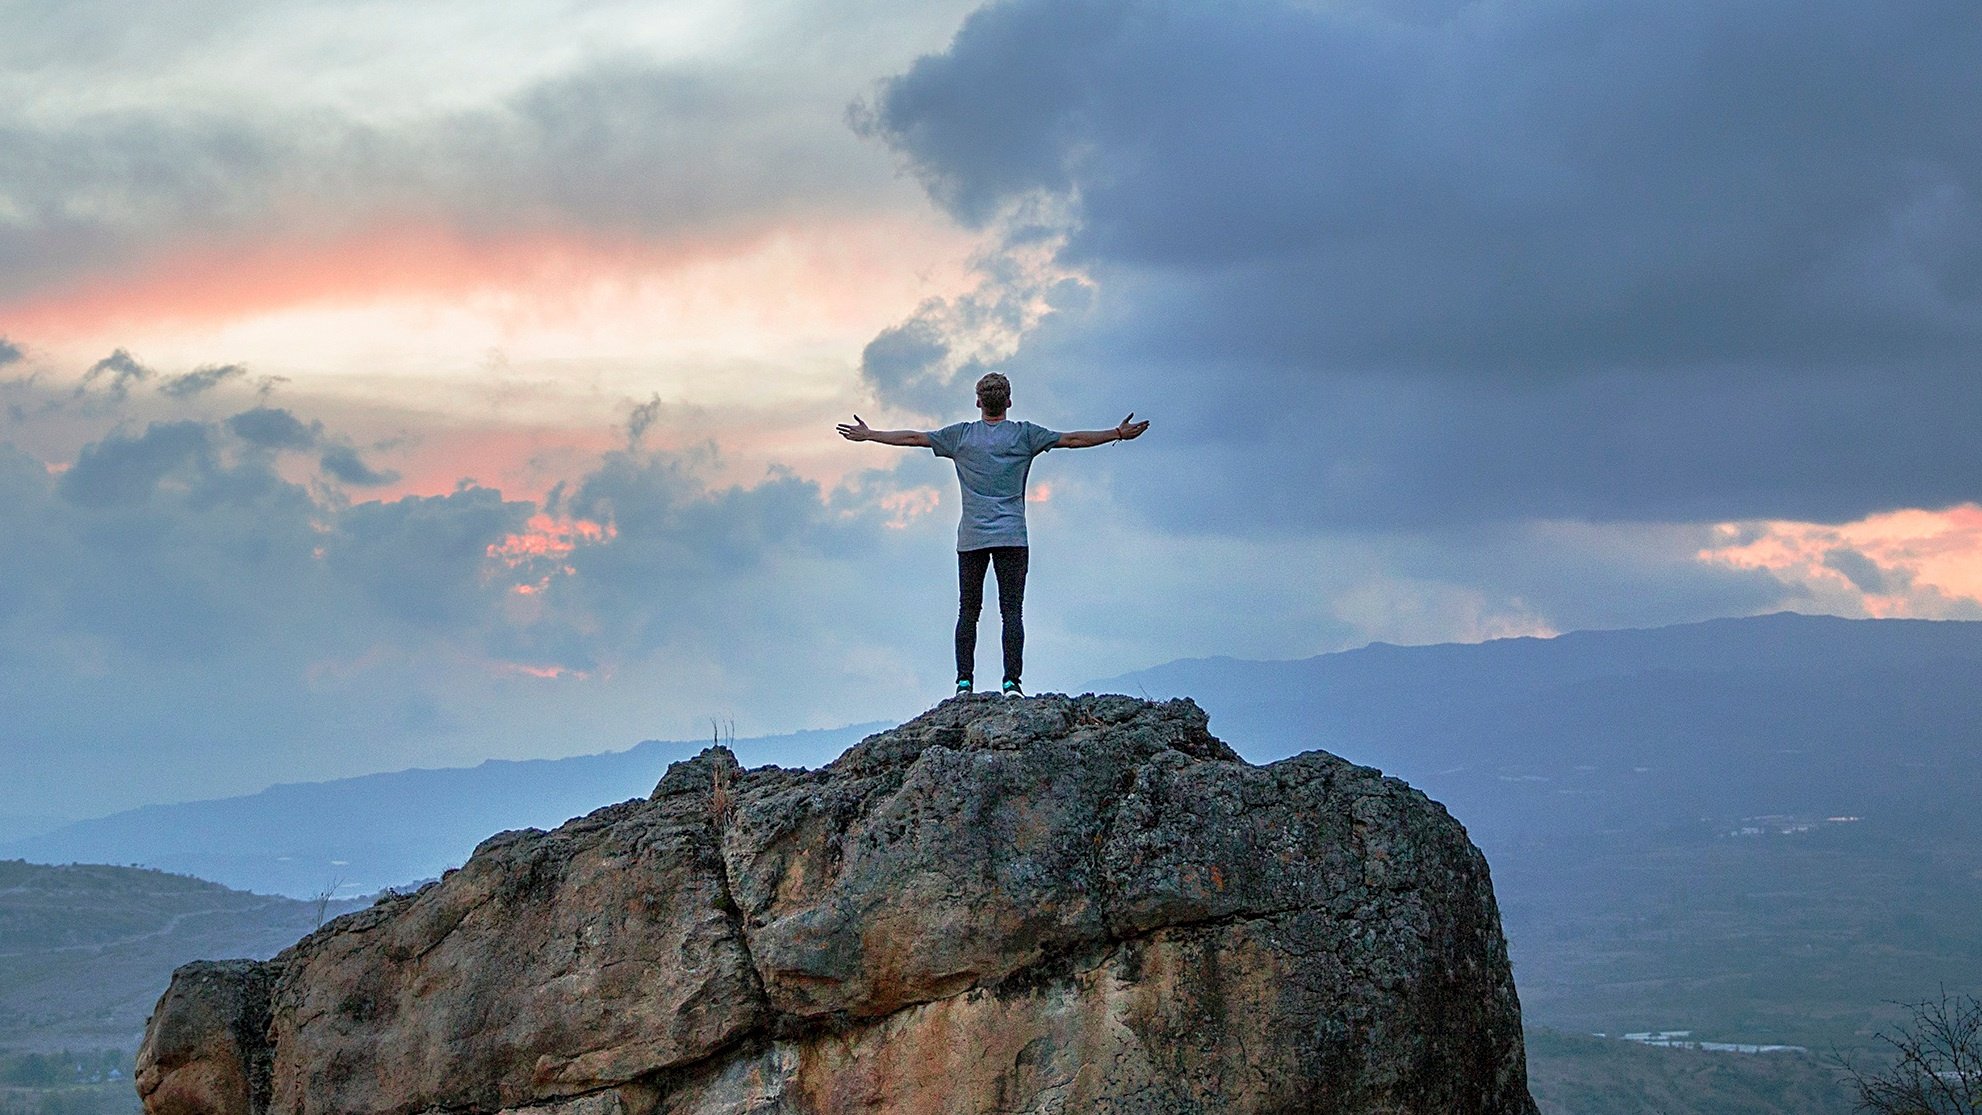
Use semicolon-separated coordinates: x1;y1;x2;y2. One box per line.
138;695;1538;1114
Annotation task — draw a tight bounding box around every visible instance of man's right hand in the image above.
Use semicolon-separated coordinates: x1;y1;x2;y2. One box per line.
837;417;933;448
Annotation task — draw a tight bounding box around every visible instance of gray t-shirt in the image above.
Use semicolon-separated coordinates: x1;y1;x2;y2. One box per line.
927;418;1062;551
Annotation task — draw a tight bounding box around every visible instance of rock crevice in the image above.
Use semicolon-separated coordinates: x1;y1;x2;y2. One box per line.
139;694;1538;1115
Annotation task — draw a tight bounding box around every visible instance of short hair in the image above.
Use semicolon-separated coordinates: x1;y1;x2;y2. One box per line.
975;372;1011;414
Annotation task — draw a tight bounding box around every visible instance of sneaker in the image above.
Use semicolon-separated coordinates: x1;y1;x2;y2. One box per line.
1001;680;1024;698
955;679;973;698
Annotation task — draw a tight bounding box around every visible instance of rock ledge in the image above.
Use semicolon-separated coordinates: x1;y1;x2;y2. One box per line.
139;694;1538;1114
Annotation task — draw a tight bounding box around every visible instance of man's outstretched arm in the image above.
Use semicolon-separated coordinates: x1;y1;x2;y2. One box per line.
1057;413;1150;449
837;415;932;448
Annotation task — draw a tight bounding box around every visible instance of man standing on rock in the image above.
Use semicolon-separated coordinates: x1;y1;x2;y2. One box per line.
838;372;1149;698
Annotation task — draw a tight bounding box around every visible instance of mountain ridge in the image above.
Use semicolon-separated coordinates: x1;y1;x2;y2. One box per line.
16;612;1980;900
1092;610;1982;836
3;723;884;898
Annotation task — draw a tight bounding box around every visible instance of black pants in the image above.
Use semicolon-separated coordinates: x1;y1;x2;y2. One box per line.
956;546;1028;686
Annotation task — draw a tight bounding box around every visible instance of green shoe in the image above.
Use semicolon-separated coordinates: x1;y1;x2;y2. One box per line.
955;678;973;698
1001;680;1023;698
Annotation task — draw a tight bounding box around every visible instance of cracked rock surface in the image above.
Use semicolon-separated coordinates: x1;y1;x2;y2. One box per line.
137;695;1538;1115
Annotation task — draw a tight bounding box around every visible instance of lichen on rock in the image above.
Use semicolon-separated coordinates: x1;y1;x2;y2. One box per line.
138;694;1539;1114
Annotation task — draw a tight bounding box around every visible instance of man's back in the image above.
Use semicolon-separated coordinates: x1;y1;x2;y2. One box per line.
928;418;1060;551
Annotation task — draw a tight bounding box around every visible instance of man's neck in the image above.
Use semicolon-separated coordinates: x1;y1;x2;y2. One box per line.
980;410;1007;423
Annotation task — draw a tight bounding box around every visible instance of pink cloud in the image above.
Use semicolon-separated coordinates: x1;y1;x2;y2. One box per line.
485;512;614;598
1699;504;1982;617
879;485;942;529
491;661;590;681
376;427;622;503
0;220;772;336
1;215;972;344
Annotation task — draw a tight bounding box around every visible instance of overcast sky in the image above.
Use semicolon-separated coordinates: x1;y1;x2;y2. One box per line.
3;0;1978;819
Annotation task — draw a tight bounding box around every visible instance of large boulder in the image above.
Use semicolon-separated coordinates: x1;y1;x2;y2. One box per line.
138;695;1538;1114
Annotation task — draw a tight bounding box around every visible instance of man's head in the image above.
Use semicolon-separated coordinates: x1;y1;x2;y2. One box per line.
975;372;1011;418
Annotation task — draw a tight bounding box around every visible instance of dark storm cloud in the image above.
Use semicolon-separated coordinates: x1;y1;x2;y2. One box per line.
625;395;666;448
549;452;876;655
158;363;247;398
1071;361;1982;531
77;349;152;399
1822;547;1895;595
862;0;1982;526
859;313;952;412
569;453;847;569
856;250;1069;413
319;444;401;487
57;420;214;507
0;113;269;299
225;406;320;450
322;486;531;629
1383;521;1799;634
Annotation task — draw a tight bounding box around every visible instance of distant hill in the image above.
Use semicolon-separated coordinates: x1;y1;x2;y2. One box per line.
1093;612;1982;1055
1;724;882;899
0;816;67;845
1095;612;1982;843
0;860;360;1053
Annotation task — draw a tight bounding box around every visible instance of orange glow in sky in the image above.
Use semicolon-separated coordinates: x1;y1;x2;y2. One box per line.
6;213;978;416
489;514;613;562
1699;504;1982;617
373;426;624;504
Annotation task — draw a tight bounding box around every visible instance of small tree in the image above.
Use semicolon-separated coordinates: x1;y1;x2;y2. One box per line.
312;874;345;930
1844;991;1982;1114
